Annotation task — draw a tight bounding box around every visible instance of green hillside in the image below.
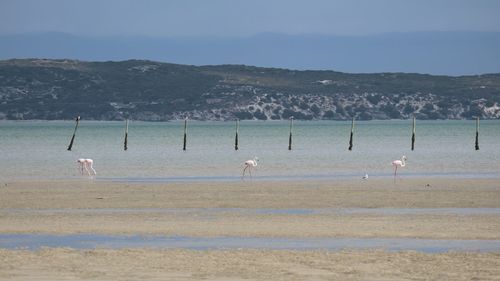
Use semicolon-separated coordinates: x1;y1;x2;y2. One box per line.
1;59;499;120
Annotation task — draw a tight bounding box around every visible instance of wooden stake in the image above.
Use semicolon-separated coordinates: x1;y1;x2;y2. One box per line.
183;118;187;151
235;119;239;150
348;118;354;151
124;119;129;151
475;117;479;150
288;117;294;150
67;116;80;151
411;117;416;151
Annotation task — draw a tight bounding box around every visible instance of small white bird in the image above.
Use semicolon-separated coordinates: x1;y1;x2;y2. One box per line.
362;173;369;180
242;157;259;180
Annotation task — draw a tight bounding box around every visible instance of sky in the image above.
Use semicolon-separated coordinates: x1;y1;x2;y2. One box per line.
1;0;500;37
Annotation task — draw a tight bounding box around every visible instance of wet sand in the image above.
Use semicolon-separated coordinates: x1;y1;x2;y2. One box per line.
1;178;499;239
1;178;499;209
1;178;499;280
2;207;500;239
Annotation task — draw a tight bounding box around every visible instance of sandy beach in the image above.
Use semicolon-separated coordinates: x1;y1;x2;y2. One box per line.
1;248;499;281
1;178;500;280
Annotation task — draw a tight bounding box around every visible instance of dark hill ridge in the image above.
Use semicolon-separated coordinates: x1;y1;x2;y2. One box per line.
1;59;499;120
2;31;500;75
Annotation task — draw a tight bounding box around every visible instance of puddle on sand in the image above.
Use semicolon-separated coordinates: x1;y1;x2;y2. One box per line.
1;234;500;253
2;208;500;216
335;208;500;216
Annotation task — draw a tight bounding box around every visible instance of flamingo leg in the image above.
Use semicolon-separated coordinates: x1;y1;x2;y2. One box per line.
84;163;91;176
242;165;248;180
249;166;252;179
394;165;398;182
89;163;96;175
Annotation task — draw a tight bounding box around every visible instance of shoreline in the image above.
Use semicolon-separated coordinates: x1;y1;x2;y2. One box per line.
3;171;500;184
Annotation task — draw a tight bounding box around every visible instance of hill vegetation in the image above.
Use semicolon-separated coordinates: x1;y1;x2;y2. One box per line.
1;59;499;120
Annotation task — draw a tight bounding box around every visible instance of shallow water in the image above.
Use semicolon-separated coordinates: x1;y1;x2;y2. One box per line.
0;120;499;180
1;234;499;253
3;207;500;216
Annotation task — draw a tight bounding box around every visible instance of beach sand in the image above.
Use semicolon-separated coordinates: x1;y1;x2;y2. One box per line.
0;178;499;280
1;248;500;281
2;178;500;209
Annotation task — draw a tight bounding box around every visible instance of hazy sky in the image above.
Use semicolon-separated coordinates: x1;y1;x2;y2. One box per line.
1;0;500;37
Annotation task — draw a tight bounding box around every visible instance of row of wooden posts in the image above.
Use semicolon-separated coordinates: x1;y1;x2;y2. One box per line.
67;116;481;152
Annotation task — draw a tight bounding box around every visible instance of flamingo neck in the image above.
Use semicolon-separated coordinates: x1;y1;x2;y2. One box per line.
400;158;406;167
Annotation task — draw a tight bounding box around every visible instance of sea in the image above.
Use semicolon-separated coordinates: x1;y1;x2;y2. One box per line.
0;120;499;182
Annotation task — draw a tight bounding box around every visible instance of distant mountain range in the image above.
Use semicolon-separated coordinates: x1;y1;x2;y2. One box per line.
1;31;500;75
1;59;499;121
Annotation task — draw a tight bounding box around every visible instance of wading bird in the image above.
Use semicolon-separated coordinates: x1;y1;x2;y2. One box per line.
242;157;258;180
391;155;407;180
77;158;96;176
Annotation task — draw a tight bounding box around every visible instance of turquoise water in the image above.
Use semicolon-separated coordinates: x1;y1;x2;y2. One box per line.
0;120;499;181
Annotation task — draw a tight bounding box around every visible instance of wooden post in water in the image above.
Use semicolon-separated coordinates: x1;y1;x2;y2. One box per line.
67;116;80;151
411;117;416;151
348;118;354;151
183;117;188;151
235;119;239;150
475;117;480;151
288;117;294;150
124;119;129;151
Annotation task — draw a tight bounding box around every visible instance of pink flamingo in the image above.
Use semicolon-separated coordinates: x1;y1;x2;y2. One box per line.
242;157;258;180
77;158;96;176
391;155;407;180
